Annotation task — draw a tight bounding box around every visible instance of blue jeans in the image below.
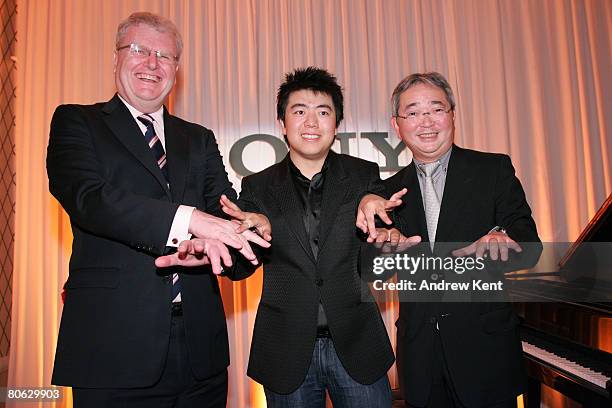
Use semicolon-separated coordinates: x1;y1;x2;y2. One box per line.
264;337;392;408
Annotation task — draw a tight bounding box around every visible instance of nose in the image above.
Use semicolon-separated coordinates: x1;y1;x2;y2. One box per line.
419;113;434;126
146;53;159;69
304;111;318;127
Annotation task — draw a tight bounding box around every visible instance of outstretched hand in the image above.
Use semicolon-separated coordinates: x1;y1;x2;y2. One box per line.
451;231;522;261
356;188;407;241
188;209;270;265
371;227;422;251
155;238;232;275
220;194;272;241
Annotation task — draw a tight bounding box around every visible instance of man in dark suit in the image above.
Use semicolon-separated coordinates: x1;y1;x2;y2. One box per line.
46;12;269;408
376;72;541;408
159;67;397;407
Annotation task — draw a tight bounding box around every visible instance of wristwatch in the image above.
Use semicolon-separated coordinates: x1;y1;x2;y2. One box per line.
488;226;507;234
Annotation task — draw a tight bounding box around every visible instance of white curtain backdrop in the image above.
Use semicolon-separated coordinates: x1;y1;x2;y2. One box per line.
10;0;611;407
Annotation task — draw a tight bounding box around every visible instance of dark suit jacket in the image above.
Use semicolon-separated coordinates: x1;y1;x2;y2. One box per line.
384;145;540;407
229;152;394;394
47;95;237;388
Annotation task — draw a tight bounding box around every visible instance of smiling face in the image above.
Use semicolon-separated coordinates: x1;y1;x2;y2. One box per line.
114;24;178;113
281;89;337;172
392;83;455;163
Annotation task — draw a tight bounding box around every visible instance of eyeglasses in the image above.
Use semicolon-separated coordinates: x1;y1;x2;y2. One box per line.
116;43;179;66
395;107;452;122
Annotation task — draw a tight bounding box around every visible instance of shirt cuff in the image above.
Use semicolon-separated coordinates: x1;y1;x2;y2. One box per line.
166;205;195;247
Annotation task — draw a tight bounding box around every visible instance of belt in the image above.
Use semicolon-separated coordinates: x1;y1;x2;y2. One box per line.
171;302;183;316
316;327;331;338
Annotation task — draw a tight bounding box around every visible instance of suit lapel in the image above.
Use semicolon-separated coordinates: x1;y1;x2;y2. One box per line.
436;146;472;242
101;95;171;198
269;157;316;263
318;152;349;250
164;109;189;202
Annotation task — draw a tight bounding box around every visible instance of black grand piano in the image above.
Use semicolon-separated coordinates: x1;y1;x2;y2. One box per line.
511;194;612;407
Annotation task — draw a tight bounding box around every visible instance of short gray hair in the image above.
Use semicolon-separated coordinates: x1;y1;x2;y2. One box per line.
116;12;183;58
391;72;455;116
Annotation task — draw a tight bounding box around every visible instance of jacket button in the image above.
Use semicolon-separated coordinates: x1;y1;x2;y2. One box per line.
430;317;437;324
315;279;323;286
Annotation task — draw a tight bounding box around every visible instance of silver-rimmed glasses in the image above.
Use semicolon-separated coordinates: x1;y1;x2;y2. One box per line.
116;43;179;66
395;107;452;122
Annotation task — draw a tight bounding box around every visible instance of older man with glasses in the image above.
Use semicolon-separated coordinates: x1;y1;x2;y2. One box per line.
361;72;541;408
47;11;270;408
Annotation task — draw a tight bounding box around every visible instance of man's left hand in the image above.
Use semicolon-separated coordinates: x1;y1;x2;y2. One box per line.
220;195;272;241
371;227;422;253
155;238;232;275
451;231;522;261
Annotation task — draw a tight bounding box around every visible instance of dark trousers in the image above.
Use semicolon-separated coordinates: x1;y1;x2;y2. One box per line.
73;313;227;408
406;331;516;408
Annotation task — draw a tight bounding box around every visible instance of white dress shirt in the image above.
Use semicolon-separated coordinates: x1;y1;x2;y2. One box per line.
118;95;194;248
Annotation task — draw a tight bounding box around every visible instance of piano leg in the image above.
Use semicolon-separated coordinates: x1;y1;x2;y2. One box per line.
525;377;541;408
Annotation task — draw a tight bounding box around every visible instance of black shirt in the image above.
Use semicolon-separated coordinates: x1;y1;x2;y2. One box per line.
288;156;330;331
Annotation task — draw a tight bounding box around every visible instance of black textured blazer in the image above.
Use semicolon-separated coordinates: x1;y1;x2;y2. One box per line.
230;151;395;394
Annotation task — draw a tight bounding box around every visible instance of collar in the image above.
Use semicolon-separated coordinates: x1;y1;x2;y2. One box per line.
117;94;164;127
413;146;452;177
288;153;332;183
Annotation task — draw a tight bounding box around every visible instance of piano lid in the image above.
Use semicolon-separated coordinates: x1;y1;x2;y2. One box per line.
560;193;612;269
558;193;612;285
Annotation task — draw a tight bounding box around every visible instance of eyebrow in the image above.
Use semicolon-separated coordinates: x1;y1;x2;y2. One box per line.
405;100;446;109
289;103;333;110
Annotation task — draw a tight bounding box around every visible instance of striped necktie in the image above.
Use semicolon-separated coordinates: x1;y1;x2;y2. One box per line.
137;114;181;303
137;114;169;182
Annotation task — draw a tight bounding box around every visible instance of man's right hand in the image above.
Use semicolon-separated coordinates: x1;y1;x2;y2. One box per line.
356;188;407;241
188;210;270;265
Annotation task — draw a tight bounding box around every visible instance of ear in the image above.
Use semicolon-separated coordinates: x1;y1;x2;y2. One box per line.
391;116;401;139
278;119;287;135
113;52;117;73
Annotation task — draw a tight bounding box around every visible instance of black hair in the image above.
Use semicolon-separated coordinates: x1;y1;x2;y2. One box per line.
277;67;344;127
